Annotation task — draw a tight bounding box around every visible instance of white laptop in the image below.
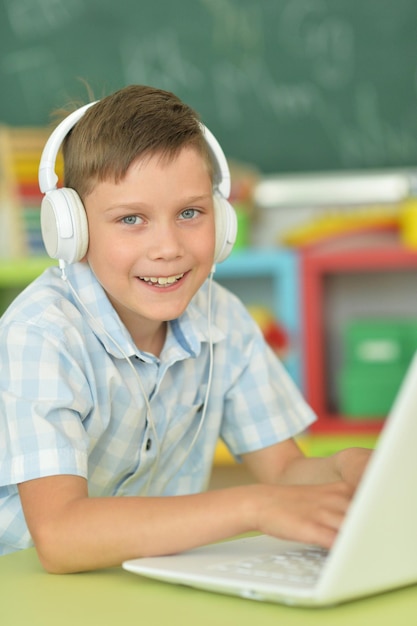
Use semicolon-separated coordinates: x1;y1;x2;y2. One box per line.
123;353;417;607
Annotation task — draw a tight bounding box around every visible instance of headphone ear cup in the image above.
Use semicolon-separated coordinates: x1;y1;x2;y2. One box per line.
41;188;89;264
213;192;237;264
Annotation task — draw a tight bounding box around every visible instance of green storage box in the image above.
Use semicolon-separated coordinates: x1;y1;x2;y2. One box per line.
343;319;416;366
338;363;407;418
339;318;417;418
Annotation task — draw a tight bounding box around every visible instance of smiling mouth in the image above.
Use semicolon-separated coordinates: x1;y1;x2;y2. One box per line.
138;273;185;286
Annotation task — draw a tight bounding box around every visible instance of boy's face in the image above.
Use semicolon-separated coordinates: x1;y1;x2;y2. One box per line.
83;146;216;348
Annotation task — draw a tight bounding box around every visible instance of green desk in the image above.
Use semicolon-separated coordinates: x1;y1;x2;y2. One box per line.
2;548;417;626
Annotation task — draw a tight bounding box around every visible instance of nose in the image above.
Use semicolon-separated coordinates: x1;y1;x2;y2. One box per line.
147;221;184;261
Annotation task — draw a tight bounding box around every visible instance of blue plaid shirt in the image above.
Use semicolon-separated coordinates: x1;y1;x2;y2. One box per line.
0;262;315;554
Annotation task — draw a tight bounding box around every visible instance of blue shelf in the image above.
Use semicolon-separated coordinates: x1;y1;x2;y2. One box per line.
215;247;303;389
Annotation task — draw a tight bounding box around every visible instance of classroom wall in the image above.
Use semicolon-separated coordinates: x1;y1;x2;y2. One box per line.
1;0;417;175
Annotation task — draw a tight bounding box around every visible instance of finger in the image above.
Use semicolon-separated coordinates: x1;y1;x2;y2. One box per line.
274;517;339;550
316;507;347;532
317;481;355;498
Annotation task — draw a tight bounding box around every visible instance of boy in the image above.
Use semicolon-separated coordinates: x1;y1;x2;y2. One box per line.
0;85;370;573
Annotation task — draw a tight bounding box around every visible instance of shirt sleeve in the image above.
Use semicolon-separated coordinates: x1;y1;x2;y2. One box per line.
218;304;316;457
0;320;93;486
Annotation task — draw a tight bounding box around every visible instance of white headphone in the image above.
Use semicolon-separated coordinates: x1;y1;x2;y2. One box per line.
38;101;237;265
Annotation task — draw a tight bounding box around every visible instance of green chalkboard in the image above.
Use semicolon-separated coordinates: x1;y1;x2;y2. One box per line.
1;0;417;174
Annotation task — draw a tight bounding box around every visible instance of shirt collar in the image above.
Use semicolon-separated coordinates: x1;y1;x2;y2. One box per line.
65;263;225;360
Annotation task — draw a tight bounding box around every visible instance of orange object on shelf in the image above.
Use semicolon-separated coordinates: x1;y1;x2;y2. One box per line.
247;305;290;359
282;206;400;250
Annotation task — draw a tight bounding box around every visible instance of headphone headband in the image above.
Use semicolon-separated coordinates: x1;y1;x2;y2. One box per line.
39;102;98;194
200;124;230;198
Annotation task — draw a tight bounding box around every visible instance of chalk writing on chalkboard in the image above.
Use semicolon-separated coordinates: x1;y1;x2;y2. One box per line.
278;0;355;89
5;0;85;39
2;47;64;117
120;31;204;95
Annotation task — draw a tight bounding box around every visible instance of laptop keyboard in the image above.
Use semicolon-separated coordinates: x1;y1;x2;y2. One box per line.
208;545;328;586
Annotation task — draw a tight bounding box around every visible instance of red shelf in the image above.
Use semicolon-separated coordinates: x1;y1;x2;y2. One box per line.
309;415;384;435
300;235;417;434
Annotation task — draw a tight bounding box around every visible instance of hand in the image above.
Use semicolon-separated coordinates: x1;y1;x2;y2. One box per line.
253;481;354;549
334;447;372;488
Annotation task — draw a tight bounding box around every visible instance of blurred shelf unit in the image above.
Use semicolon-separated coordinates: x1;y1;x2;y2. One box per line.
301;235;417;434
215;247;303;389
254;169;417;436
0;125;61;258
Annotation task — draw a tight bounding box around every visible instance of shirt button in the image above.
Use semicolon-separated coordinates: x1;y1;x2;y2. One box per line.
146;438;152;451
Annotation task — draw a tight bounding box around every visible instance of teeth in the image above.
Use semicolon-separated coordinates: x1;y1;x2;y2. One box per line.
139;273;184;286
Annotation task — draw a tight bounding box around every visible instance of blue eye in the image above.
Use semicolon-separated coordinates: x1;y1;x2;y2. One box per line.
180;208;198;220
122;215;141;225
